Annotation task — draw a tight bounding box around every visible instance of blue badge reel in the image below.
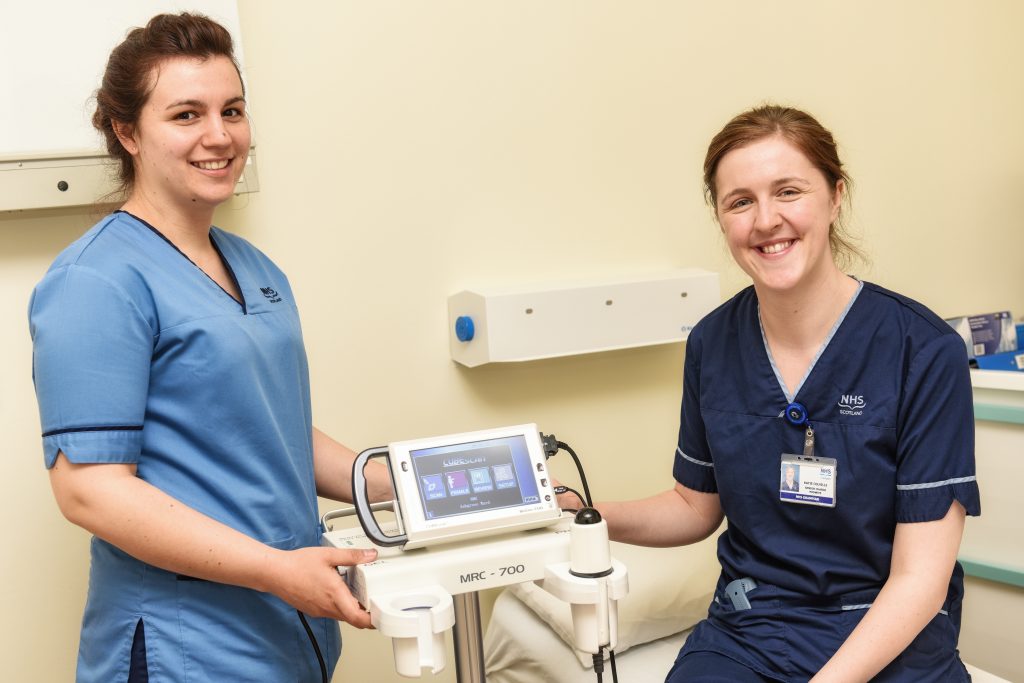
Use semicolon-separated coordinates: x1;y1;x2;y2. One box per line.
780;402;837;508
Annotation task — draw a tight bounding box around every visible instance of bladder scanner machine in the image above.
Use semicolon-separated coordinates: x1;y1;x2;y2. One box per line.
321;423;629;681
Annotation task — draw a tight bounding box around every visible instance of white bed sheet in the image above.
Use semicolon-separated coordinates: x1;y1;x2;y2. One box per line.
484;589;689;683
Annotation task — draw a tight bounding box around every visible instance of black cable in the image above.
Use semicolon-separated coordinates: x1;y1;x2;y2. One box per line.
547;436;610;682
557;440;593;507
553;484;586;510
297;610;328;683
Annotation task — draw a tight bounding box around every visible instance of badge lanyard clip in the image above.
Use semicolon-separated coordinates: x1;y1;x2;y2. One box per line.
803;426;815;458
785;402;815;456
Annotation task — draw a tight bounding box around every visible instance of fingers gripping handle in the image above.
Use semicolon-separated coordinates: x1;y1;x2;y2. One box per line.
352;446;408;547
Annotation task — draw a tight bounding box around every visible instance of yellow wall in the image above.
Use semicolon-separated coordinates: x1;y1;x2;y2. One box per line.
2;2;1022;680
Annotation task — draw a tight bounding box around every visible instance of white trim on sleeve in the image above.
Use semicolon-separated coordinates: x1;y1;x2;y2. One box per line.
895;475;976;491
677;447;714;468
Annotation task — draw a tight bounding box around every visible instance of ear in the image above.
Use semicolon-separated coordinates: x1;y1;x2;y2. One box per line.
111;120;139;156
830;179;845;222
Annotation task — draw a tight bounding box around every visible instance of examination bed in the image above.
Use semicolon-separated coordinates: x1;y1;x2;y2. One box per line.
483;541;1010;683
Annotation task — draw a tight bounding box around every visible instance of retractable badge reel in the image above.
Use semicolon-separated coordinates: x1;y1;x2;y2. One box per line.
780;402;837;508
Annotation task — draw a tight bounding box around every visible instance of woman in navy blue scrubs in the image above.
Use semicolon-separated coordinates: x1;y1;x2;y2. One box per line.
596;105;979;682
29;14;389;682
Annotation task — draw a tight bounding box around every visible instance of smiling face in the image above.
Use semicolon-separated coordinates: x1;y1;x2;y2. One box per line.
116;55;250;216
713;135;844;295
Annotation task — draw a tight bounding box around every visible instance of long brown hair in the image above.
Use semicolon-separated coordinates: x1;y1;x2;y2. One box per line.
92;13;242;200
703;105;865;269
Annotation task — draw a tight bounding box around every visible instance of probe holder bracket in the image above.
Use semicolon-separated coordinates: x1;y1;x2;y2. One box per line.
369;584;455;677
538;560;629;654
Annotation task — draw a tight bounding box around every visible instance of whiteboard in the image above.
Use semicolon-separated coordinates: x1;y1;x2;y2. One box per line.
0;0;244;158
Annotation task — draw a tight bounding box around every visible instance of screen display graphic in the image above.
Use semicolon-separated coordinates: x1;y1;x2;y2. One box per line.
410;436;540;521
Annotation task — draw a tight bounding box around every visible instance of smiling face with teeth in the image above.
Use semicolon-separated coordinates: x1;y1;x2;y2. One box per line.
713;134;844;296
115;55;250;220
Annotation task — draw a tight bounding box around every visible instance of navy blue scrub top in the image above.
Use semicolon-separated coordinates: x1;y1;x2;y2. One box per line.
29;211;339;681
674;282;980;599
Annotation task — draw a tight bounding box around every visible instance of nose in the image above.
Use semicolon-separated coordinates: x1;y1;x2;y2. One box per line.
752;198;781;233
201;117;231;148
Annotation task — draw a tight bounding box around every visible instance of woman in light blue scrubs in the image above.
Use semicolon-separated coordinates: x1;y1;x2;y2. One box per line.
29;13;390;682
594;106;979;682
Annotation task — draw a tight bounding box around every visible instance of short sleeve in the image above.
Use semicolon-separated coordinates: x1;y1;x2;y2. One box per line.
895;333;980;522
29;265;153;468
673;330;717;493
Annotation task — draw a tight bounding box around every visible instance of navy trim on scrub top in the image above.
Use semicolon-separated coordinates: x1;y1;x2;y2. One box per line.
42;425;143;438
114;210;248;314
208;232;247;314
127;619;149;683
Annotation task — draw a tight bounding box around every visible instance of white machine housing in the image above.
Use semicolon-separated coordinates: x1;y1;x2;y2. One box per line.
323;514;629;678
354;423;562;550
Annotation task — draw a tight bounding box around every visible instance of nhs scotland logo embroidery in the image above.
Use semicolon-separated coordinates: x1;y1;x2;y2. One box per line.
838;395;865;416
260;286;282;303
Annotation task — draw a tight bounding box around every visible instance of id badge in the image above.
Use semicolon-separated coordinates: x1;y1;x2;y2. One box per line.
779;454;837;507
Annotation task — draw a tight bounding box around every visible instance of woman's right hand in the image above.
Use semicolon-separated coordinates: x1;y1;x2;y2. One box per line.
47;453;382;627
264;546;379;628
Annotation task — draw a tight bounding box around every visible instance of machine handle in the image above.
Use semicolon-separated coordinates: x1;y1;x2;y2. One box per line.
320;501;395;532
353;446;409;547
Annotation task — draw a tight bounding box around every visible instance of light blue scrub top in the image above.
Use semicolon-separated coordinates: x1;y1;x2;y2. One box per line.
29;211;340;682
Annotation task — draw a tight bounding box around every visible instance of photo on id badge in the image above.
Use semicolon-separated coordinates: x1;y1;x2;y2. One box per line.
780;464;801;492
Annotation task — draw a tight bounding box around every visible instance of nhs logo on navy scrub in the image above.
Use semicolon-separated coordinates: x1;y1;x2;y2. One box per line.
838;395;865;416
260;286;282;304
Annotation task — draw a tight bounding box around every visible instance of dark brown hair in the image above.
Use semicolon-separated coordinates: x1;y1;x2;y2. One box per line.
92;13;242;199
703;104;864;269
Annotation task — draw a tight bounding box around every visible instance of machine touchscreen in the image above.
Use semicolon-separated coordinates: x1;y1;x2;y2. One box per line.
410;435;541;521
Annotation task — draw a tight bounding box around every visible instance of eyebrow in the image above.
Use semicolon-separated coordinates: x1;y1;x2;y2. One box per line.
165;96;246;110
718;176;811;206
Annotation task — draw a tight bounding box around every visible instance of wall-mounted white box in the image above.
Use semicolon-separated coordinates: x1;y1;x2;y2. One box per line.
0;147;259;212
448;269;719;367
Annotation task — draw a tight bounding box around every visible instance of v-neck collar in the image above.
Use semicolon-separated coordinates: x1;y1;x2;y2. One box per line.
116;210;248;314
757;279;863;404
